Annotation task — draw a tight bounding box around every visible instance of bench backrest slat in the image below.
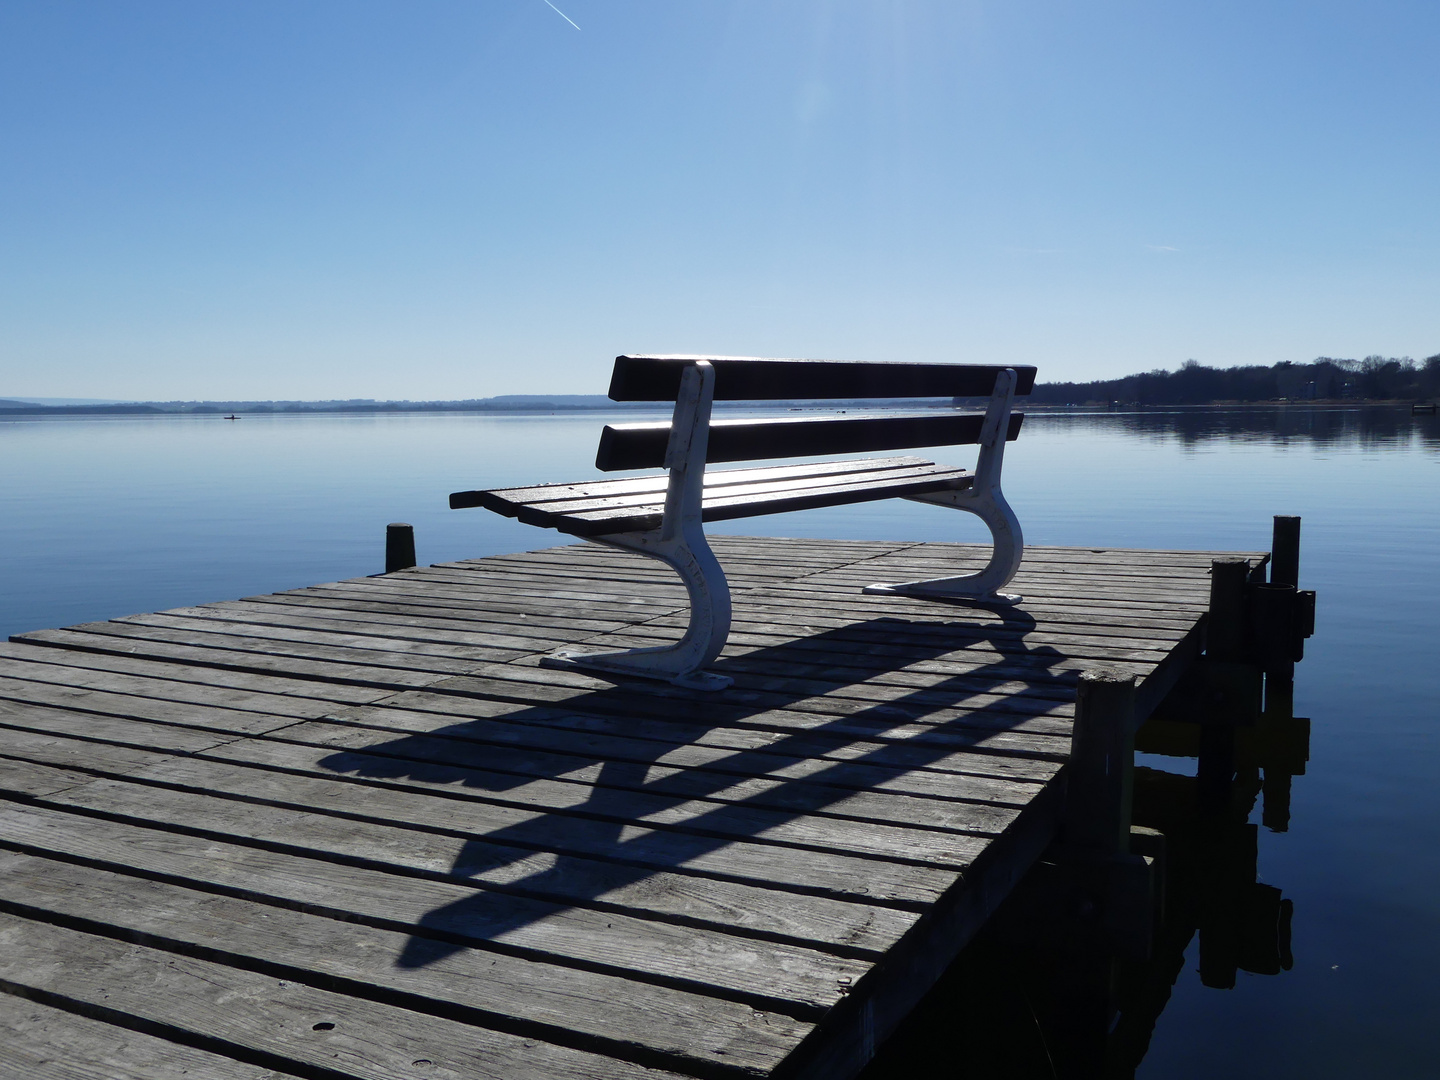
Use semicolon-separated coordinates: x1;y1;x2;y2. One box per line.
596;412;1024;472
608;355;1037;402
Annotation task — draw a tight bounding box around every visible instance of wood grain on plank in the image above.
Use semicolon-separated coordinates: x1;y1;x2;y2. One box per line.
0;800;875;1009
0;988;298;1080
0;768;917;958
0;851;811;1075
0;735;960;908
0;914;691;1080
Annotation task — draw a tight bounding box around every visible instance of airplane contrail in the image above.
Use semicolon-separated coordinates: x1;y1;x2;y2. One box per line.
539;0;580;30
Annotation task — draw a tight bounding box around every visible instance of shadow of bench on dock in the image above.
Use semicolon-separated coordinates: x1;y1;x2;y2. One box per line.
312;615;1072;971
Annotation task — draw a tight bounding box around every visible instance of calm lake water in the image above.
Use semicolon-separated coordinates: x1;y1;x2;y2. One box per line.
1;405;1437;1076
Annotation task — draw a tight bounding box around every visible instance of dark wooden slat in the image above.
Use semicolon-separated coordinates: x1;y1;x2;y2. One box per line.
594;413;1024;471
606;355;1038;401
108;613;540;667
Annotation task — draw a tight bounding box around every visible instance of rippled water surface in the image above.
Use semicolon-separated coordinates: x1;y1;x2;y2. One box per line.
2;405;1437;1076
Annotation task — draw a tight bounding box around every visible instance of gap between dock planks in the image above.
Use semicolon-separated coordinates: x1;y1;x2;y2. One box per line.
0;537;1262;1080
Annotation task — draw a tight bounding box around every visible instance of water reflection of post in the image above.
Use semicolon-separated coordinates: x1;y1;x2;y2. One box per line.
1020;516;1312;1075
1123;663;1307;1008
1111;517;1313;1068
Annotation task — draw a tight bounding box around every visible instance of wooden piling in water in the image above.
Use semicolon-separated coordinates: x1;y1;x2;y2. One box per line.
1198;558;1250;813
1065;670;1137;859
1270;515;1301;589
385;522;416;573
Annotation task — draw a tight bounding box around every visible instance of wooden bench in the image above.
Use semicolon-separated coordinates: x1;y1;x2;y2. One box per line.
450;355;1035;690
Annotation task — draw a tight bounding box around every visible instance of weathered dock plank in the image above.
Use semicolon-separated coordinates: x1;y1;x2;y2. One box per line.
0;536;1263;1079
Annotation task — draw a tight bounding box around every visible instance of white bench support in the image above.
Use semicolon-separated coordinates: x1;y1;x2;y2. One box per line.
862;368;1025;605
541;362;735;691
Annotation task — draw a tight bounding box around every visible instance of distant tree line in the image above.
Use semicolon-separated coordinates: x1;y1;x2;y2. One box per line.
1029;354;1440;406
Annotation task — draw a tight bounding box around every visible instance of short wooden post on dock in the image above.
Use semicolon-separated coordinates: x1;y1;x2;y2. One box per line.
1260;515;1302;715
1060;669;1154;962
1206;558;1251;662
385;522;416;573
1066;669;1137;859
1270;515;1301;589
1197;557;1251;814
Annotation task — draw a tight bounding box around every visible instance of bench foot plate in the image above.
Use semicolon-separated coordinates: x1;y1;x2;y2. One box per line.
540;650;734;692
862;582;1024;606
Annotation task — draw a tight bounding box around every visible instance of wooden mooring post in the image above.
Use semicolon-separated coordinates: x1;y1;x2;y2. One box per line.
385;522;417;573
1198;558;1249;813
1196;515;1314;815
987;670;1154;1078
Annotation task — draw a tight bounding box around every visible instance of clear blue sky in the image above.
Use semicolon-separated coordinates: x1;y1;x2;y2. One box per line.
1;1;1435;400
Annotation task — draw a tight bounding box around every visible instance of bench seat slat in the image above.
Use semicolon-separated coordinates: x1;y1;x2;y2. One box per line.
469;457;957;516
459;455;937;508
503;460;966;519
466;457;972;538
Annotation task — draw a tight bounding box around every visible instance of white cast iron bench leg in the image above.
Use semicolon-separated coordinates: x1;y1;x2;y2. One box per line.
541;362;735;690
863;367;1025;606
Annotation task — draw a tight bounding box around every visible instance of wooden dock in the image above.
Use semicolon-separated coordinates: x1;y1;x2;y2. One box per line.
0;536;1262;1080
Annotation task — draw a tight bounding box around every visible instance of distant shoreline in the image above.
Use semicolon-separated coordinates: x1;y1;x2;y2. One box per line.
8;355;1435;415
1;398;1430;418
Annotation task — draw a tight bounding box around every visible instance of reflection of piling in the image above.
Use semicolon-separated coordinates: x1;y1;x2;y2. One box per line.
996;515;1315;1075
